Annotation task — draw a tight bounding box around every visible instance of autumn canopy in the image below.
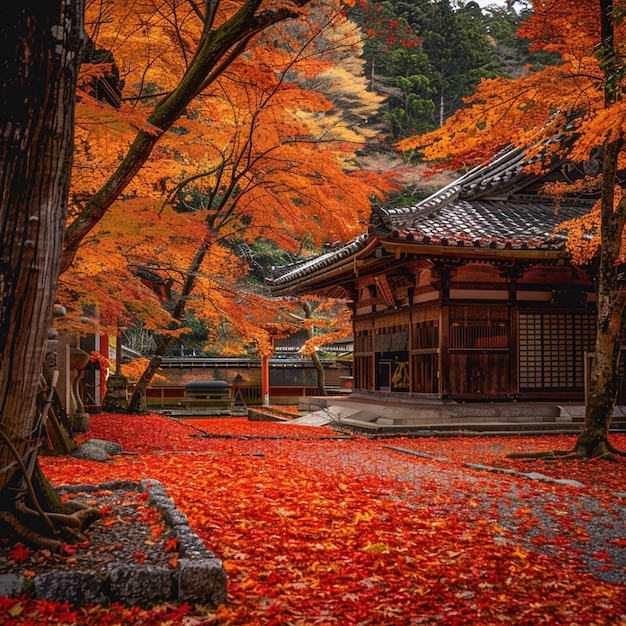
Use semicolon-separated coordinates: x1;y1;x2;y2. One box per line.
0;0;400;562
61;0;399;352
399;0;626;459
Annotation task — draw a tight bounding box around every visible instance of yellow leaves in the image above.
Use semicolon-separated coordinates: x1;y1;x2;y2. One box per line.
510;544;531;562
362;542;388;553
354;510;375;524
121;358;166;383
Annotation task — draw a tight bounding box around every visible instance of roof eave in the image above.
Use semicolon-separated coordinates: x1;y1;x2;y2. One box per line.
380;240;569;261
270;235;382;296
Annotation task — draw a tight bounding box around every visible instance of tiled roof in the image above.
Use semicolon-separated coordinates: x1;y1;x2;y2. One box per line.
372;196;593;250
269;141;596;292
270;233;372;287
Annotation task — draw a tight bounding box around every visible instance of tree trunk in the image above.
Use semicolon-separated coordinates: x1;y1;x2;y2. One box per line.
577;290;626;457
311;349;328;396
0;4;93;546
575;1;626;458
576;137;626;457
127;340;169;415
302;300;327;395
127;238;212;413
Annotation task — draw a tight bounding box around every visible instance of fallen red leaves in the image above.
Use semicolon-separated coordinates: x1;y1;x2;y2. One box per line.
392;433;626;493
4;413;626;625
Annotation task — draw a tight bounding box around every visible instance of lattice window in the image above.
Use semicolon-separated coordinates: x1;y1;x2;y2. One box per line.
519;313;596;390
449;323;508;349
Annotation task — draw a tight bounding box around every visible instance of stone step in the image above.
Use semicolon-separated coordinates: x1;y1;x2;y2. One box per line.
301;397;562;419
296;396;626;436
337;417;626;436
375;414;572;426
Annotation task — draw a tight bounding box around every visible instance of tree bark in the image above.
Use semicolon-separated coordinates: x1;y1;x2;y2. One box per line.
311;350;328;396
302;301;327;395
0;3;88;542
576;140;626;456
575;0;626;457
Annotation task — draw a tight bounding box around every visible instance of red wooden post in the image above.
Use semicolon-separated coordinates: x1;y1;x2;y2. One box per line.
261;336;276;406
262;354;269;406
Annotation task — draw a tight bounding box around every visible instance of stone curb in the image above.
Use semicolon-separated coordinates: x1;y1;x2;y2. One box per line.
0;479;227;608
383;445;589;488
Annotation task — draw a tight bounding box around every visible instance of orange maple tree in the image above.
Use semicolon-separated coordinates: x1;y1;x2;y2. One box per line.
57;0;400;412
0;0;401;553
399;0;626;460
65;0;391;272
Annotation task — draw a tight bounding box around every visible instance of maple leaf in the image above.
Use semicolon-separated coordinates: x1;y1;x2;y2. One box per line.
9;542;31;564
32;417;626;624
164;537;179;553
133;551;146;564
56;0;406;364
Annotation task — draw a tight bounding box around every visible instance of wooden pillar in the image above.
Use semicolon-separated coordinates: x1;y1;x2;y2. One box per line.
508;277;519;397
500;263;524;398
408;311;414;393
439;303;450;398
262;354;270;406
434;262;452;398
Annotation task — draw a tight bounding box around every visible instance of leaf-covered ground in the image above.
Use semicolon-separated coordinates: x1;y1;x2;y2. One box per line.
3;414;626;625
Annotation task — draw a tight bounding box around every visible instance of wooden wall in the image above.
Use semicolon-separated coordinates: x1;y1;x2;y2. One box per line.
351;259;596;401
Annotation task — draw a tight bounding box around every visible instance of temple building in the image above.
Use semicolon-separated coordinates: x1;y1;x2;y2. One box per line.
269;143;606;402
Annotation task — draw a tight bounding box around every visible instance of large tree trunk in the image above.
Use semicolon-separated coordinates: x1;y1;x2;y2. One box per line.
576;137;626;457
575;0;626;458
0;4;95;547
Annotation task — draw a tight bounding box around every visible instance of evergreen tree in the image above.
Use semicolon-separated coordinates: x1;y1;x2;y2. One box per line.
354;0;559;140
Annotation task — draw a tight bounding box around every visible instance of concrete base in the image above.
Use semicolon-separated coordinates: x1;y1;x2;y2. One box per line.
296;395;626;435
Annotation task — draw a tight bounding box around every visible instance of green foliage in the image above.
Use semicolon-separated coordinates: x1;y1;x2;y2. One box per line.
484;5;561;73
231;238;302;285
422;1;502;122
353;0;562;140
384;186;435;208
176;313;211;356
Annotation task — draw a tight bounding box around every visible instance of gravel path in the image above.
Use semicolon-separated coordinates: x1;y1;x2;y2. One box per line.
281;440;626;584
